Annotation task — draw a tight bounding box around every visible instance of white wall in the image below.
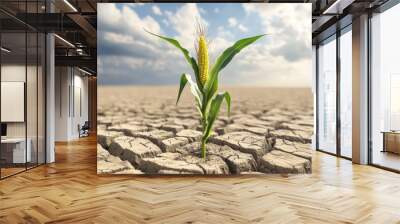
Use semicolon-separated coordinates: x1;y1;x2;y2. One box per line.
1;65;25;81
55;67;89;141
1;63;46;164
1;65;30;138
55;66;70;141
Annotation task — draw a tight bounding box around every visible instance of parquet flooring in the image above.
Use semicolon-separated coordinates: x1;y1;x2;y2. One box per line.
1;135;400;223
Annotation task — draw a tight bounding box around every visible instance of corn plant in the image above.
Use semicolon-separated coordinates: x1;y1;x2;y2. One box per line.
147;28;264;159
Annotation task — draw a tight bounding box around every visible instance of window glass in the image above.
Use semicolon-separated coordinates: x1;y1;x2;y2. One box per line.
1;30;28;177
371;3;400;171
340;27;352;158
317;35;337;154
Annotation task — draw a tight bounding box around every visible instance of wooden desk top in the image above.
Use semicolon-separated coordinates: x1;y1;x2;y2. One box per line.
1;138;29;143
381;131;400;134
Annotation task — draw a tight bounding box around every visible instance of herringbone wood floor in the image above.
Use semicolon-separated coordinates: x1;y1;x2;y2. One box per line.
1;135;400;224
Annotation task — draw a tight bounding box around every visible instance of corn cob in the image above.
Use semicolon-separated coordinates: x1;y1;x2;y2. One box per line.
198;35;209;86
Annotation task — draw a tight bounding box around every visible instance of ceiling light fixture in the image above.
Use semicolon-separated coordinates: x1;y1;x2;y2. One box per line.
76;48;84;55
78;67;92;76
1;47;11;53
54;34;75;48
63;0;78;12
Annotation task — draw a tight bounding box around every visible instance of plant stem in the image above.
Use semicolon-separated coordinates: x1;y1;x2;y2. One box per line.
200;138;207;159
200;102;208;159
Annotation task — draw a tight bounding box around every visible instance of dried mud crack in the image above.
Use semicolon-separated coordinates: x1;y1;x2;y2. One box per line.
97;86;313;175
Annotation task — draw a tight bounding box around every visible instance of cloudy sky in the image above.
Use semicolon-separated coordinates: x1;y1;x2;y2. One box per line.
98;3;312;87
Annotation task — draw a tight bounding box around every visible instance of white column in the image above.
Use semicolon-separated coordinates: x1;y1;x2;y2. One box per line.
352;14;369;164
46;33;55;163
45;0;55;163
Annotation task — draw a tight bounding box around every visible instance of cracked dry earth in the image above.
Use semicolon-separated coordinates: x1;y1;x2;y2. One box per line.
97;86;314;175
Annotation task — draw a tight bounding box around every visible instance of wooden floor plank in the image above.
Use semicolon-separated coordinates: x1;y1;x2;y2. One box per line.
0;135;400;223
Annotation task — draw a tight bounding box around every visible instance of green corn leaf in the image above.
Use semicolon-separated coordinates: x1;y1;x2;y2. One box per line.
145;30;203;89
177;74;203;110
201;78;218;121
205;34;265;98
203;91;231;140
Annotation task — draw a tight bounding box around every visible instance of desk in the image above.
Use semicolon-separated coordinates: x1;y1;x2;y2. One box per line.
1;138;31;163
382;131;400;154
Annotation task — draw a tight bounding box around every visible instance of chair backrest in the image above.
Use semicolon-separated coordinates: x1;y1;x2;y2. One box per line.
82;121;90;129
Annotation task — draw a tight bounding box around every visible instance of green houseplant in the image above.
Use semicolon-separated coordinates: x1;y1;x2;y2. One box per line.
147;26;264;159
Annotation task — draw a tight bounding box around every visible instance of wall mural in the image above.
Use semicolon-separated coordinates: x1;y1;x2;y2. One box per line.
97;3;313;175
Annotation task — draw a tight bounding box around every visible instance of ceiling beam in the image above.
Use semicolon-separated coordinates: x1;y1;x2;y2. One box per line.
55;55;96;73
67;13;97;46
323;0;356;14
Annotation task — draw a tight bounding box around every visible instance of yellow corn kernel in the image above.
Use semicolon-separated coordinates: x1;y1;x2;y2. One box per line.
198;35;209;86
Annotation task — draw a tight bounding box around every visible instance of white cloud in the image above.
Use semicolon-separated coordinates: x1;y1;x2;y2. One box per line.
214;8;220;13
199;7;206;14
227;17;247;33
98;3;312;87
166;3;207;48
165;10;173;17
98;3;161;39
98;3;121;27
98;4;198;85
127;3;144;8
162;19;169;26
242;3;311;62
208;36;231;61
104;32;134;44
152;5;162;15
238;24;248;32
216;26;233;40
237;3;312;86
228;17;237;27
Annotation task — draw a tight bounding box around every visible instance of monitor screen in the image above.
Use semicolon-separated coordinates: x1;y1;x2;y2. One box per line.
1;123;7;137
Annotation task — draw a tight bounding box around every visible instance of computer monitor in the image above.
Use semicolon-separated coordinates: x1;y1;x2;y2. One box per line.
1;123;7;137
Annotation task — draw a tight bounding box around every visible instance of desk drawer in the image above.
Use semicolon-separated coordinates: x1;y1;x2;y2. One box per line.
0;146;13;163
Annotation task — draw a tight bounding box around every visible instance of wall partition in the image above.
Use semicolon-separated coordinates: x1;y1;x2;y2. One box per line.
0;2;46;179
0;30;28;177
54;67;89;141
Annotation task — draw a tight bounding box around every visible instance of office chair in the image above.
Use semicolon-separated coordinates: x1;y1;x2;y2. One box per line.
79;121;90;138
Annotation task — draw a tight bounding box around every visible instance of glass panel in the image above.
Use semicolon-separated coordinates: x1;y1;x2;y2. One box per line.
339;27;352;158
1;30;27;177
371;4;400;171
390;75;400;130
0;1;46;178
27;30;38;169
38;32;45;165
25;0;37;169
318;36;337;154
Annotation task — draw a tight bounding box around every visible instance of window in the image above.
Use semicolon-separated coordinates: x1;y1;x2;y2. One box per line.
339;26;352;158
390;74;400;130
370;3;400;171
317;35;337;154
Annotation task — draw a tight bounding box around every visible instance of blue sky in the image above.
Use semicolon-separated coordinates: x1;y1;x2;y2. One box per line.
98;3;312;87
